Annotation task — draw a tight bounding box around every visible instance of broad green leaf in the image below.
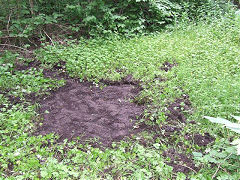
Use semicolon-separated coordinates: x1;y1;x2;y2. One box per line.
231;115;240;122
225;122;240;129
227;127;240;134
237;144;240;155
231;139;240;146
204;116;234;126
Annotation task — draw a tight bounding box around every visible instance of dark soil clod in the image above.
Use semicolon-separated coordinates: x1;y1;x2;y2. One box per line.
161;61;177;72
14;60;41;72
193;133;215;146
162;125;181;132
0;92;21;112
53;61;66;70
36;79;144;147
163;148;198;174
165;95;191;123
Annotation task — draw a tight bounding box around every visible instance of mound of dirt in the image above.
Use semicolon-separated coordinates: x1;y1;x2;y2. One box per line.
36;79;144;146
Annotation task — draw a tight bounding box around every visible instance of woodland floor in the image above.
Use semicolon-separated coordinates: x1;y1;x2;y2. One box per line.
2;21;239;179
27;62;215;173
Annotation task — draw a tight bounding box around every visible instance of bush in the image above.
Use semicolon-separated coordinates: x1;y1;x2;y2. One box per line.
0;0;235;41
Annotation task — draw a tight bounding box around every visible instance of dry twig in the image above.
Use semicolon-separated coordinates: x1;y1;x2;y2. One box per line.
212;153;233;179
0;44;32;52
42;30;55;46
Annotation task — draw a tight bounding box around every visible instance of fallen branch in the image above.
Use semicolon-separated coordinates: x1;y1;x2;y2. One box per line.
0;44;32;52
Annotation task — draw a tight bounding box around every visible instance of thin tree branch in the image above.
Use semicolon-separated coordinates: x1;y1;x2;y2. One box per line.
29;0;35;16
7;11;12;36
212;153;233;179
180;164;197;174
42;30;55;46
0;44;32;52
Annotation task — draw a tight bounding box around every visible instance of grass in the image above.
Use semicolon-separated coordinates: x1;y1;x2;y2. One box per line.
1;16;240;179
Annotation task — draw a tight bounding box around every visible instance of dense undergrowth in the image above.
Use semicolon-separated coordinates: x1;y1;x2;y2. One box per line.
0;14;240;179
0;0;234;45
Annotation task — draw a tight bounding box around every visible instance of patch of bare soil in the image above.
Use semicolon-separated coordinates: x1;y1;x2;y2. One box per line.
36;78;144;147
151;95;192;138
163;148;198;174
152;95;214;174
184;132;215;147
0;90;21;112
165;95;191;124
193;133;215;147
14;60;41;72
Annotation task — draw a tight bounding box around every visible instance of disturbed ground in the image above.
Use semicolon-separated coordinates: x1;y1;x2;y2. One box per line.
142;94;214;173
163;148;198;174
36;78;144;147
1;59;215;175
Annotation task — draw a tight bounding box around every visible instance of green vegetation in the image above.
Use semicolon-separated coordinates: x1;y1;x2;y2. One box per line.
1;17;240;179
1;0;240;179
0;0;233;42
204;115;240;154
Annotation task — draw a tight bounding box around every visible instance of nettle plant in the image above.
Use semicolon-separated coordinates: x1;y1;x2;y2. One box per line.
204;115;240;155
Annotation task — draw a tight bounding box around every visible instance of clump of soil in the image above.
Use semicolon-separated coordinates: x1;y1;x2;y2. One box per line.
184;133;215;147
150;95;192;143
151;95;202;174
161;61;177;72
0;91;21;112
14;60;41;72
163;148;198;174
165;95;191;124
36;79;144;147
193;133;215;146
158;95;214;174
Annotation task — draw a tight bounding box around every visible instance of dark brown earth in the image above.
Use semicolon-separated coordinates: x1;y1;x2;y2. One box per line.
163;148;198;174
36;78;144;147
165;94;191;123
14;60;41;72
193;133;215;147
152;95;192;139
161;61;177;72
184;133;215;147
1;59;215;175
152;95;214;174
0;91;21;112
